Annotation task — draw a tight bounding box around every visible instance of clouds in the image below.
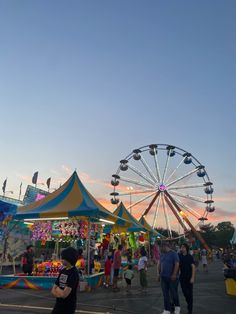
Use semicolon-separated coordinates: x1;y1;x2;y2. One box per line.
10;166;236;228
214;190;236;203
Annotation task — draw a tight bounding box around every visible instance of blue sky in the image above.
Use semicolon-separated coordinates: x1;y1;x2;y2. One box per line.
0;0;235;225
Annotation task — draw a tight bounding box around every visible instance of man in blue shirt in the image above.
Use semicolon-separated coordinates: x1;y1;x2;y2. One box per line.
158;242;180;314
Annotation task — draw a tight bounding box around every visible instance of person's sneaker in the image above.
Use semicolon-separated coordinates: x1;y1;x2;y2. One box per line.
174;306;181;314
161;311;171;314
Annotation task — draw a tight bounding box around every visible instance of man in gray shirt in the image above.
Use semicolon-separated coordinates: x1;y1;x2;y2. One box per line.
158;242;180;314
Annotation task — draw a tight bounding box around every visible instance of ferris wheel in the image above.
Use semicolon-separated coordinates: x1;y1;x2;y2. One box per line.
110;144;215;240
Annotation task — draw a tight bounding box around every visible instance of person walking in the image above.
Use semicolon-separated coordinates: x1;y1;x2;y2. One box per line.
112;244;122;292
201;248;208;272
179;243;196;314
124;264;134;292
158;242;180;314
104;255;112;287
138;246;148;292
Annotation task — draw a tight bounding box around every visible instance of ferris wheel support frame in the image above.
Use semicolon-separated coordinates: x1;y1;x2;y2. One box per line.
142;191;160;216
165;191;210;251
164;194;189;233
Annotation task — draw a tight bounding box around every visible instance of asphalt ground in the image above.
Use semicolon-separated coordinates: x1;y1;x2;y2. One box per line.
0;259;235;314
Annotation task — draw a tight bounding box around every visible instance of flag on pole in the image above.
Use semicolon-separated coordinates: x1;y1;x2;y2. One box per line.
46;177;51;190
2;179;7;194
32;171;39;185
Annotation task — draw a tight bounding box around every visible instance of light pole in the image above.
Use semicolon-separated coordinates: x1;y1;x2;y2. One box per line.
127;186;133;214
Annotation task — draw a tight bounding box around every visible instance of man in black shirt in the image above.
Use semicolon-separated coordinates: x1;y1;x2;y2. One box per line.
22;245;34;276
51;247;79;314
179;243;196;314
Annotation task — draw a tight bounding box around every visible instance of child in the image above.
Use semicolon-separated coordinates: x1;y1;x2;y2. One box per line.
51;247;79;314
124;264;134;292
104;256;112;287
138;246;148;292
201;248;208;272
94;255;101;273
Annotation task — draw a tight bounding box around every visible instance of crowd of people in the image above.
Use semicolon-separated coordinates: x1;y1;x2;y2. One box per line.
20;242;236;314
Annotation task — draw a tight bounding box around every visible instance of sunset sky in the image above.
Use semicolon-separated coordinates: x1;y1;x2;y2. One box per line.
0;1;235;227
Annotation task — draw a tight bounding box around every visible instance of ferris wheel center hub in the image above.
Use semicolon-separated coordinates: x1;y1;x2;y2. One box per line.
158;184;166;192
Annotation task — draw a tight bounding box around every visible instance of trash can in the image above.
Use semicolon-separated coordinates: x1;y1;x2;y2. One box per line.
224;268;236;296
225;279;236;296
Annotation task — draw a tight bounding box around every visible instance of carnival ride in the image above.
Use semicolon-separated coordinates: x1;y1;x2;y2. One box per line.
110;144;215;249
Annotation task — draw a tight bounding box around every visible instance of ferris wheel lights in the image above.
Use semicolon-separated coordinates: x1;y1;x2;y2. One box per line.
180;211;187;218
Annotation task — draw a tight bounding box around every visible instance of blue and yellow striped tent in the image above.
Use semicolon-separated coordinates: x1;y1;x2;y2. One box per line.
14;171;129;226
139;216;158;235
104;202;147;233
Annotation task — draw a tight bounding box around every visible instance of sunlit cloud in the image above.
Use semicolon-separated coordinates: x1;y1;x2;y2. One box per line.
61;165;72;175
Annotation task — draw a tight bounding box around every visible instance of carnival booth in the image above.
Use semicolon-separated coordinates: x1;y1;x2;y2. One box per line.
0;172;130;291
103;202;150;269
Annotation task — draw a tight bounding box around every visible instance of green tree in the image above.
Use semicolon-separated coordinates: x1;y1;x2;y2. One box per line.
214;221;235;248
156;228;179;238
199;223;216;248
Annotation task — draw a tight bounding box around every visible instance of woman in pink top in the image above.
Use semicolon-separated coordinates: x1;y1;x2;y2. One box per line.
112;244;122;291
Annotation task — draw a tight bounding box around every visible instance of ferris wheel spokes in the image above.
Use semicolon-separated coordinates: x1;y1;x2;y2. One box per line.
153;148;162;183
168;183;206;191
140;155;158;183
165;157;186;185
168;193;202;219
118;175;154;189
126;191;157;210
162;150;171;184
118;188;155;196
166;167;200;188
161;193;172;238
128;163;156;185
169;190;207;204
152;193;161;228
164;193;189;233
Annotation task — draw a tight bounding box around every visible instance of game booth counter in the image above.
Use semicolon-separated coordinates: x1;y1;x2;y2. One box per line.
0;171;131;291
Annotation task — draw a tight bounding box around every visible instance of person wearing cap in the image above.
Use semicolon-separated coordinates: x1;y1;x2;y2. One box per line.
51;247;79;314
158;242;180;314
21;245;34;276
